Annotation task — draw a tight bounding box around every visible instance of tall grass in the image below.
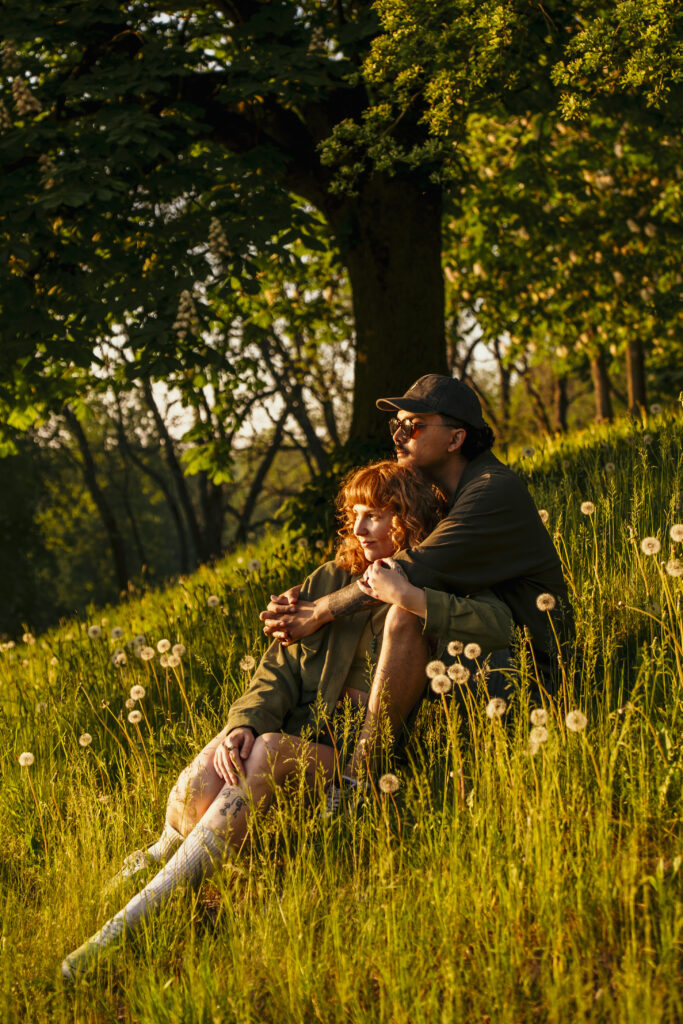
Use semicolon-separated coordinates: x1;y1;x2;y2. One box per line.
1;413;681;1023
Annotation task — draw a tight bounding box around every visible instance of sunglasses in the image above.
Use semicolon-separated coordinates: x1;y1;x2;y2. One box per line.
388;416;431;441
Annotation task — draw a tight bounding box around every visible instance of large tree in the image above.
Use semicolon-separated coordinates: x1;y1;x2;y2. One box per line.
0;1;453;440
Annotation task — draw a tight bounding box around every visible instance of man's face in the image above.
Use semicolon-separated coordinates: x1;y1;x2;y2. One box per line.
391;411;464;476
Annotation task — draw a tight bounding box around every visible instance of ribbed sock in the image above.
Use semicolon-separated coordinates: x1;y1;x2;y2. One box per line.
115;822;227;931
63;823;228;977
144;821;184;864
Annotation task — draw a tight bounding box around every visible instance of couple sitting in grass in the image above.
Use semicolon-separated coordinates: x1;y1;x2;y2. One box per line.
62;374;569;978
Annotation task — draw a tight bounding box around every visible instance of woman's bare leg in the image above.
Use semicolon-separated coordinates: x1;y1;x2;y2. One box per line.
63;733;335;977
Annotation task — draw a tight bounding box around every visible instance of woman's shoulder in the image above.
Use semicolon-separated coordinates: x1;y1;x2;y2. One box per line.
301;560;355;598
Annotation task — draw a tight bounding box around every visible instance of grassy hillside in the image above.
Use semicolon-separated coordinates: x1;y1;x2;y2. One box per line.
1;413;682;1023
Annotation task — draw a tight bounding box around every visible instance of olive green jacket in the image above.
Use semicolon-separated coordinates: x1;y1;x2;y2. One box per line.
225;561;513;738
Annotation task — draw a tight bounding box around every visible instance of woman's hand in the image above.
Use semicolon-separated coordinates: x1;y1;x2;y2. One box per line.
213;727;255;786
357;558;427;617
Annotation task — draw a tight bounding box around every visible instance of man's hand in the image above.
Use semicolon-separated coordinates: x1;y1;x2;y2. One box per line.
213;727;255;786
260;599;326;644
358;558;426;617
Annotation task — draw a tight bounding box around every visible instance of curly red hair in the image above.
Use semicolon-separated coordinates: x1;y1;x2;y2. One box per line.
335;460;446;575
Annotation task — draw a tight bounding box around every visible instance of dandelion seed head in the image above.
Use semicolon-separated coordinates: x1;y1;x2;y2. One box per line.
536;592;556;612
643;434;653;445
239;655;256;672
565;709;588;732
247;559;261;573
605;462;616;474
129;685;146;701
79;733;92;747
111;648;127;667
669;524;683;543
167;653;181;668
296;538;308;549
580;501;595;516
159;653;170;667
530;708;548;727
125;698;135;710
207;595;220;608
530;726;548;744
464;643;482;660
315;539;325;550
538;509;549;524
139;646;155;662
486;698;507;719
132;634;146;648
110;627;124;640
379;773;400;794
22;633;35;646
430;674;452;695
447;640;464;656
665;559;683;577
528;739;541;756
127;710;142;725
640;537;661;556
21;659;29;668
18;752;34;767
426;659;446;678
447;663;470;685
172;643;186;657
650;403;662;416
521;446;535;459
50;656;58;666
157;639;171;653
87;625;102;639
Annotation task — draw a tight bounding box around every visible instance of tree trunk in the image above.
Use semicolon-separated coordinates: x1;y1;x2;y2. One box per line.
590;350;614;423
553;374;569;433
492;338;511;428
113;405;192;574
198;473;224;560
142;380;205;562
626;337;646;415
63;407;129;592
326;175;447;440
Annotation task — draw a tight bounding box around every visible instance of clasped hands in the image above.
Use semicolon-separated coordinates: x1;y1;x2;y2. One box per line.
258;559;411;644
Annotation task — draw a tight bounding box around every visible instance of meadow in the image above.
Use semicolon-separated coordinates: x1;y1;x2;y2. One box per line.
1;413;682;1023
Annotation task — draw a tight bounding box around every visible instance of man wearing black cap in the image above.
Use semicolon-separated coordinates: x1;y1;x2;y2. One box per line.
261;374;571;796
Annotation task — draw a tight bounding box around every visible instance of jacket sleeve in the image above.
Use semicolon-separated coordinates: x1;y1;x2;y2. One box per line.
422;588;513;654
223;562;349;736
224;639;303;736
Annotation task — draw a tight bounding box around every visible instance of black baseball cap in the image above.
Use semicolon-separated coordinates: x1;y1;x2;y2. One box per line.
376;374;486;429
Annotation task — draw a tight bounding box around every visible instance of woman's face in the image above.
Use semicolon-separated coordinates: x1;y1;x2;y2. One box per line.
352;505;396;562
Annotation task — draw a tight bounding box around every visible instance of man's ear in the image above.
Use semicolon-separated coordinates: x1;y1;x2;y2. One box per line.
447;428;467;453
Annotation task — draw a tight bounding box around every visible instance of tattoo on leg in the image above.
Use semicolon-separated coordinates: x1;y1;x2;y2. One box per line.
328;582;378;619
218;792;247;820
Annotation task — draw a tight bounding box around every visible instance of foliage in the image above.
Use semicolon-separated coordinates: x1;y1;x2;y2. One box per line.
1;414;682;1020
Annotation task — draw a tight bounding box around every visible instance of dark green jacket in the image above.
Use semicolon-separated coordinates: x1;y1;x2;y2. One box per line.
394;451;572;676
225;561;513;738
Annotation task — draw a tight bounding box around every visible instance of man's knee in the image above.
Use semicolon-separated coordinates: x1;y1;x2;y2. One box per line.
385;604;422;635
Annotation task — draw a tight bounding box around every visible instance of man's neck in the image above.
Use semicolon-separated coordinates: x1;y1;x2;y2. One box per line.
427;454;470;504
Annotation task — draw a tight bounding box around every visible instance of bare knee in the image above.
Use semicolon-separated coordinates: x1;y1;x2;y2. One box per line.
245;732;285;775
385;604;422;635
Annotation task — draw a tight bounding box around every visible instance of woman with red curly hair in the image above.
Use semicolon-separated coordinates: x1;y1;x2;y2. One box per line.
62;461;511;977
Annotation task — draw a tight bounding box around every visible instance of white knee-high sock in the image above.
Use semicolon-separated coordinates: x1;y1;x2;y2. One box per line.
103;821;184;894
98;823;227;944
144;821;184;864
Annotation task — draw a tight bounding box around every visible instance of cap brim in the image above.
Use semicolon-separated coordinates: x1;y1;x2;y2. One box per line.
376;396;436;413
